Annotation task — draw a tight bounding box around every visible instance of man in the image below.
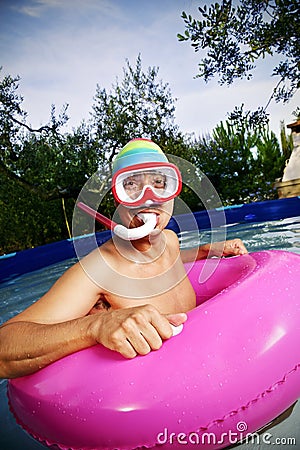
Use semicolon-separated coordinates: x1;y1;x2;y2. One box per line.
0;138;247;378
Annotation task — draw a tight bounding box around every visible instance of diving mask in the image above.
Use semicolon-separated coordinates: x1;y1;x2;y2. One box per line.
112;162;182;208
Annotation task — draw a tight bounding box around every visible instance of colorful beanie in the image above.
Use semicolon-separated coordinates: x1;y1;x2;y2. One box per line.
112;138;168;174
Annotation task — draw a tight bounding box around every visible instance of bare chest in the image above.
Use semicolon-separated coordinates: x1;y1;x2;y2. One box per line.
104;259;196;314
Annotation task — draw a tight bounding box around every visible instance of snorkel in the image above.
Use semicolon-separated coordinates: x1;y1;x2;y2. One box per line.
77;138;182;241
77;201;158;240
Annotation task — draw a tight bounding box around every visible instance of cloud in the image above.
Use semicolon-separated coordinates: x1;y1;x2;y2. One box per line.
12;0;63;17
12;0;124;20
1;0;299;137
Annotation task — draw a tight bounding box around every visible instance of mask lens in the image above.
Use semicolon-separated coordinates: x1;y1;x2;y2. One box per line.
123;171;167;200
112;163;182;206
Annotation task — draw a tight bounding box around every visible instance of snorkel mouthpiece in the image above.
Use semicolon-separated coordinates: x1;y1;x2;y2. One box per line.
114;213;157;240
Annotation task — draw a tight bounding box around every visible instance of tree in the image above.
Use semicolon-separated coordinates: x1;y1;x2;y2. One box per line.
90;56;200;215
0;69;70;200
91;55;182;163
191;112;291;204
1;60;190;252
178;0;300;119
0;69;100;253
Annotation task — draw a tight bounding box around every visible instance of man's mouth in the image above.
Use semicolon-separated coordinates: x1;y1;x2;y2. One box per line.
130;210;160;228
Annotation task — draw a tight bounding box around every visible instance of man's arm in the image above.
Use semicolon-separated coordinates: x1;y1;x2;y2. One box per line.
0;315;97;378
0;305;186;379
0;258;103;378
0;256;186;379
181;239;248;263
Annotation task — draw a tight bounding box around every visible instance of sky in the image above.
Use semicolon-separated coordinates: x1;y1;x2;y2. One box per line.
0;0;299;139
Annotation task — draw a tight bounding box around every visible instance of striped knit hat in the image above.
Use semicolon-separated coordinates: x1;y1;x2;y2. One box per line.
112;138;168;174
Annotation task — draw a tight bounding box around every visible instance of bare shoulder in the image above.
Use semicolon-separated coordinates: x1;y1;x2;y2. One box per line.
164;229;180;247
80;238;115;264
163;229;180;258
4;245;116;326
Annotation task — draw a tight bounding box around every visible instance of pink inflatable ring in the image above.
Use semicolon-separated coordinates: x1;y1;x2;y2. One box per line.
8;250;300;449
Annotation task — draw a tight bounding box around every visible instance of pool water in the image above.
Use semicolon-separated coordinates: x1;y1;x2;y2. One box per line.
1;217;300;450
181;216;300;255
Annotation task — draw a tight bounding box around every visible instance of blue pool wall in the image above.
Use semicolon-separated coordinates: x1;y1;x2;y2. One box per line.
1;197;300;283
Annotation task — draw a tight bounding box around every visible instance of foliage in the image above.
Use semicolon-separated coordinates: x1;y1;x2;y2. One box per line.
0;59;189;253
0;70;70;198
178;0;300;122
0;58;294;254
0;173;69;253
191;115;292;205
0;70;100;253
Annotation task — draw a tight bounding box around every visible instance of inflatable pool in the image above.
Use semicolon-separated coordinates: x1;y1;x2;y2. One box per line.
7;250;300;449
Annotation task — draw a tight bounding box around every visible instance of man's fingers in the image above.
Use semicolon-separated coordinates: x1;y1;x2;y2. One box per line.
222;239;248;256
118;340;138;359
127;327;162;355
119;307;186;356
121;318;159;355
94;305;187;359
165;312;187;327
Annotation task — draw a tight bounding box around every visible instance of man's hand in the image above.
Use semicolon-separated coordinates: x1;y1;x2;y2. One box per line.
89;305;187;359
210;239;248;257
181;239;248;262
